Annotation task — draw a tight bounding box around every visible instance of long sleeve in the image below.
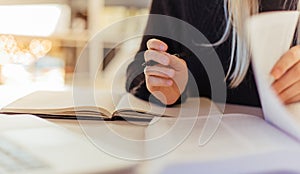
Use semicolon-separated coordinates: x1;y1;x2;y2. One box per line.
125;0;298;107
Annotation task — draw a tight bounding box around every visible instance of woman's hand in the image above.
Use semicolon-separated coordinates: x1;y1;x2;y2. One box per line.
144;39;188;105
271;45;300;104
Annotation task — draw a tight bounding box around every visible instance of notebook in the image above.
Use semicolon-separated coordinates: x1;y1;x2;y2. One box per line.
0;90;220;120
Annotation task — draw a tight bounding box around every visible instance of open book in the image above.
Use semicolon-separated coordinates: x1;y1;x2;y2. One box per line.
0;90;220;120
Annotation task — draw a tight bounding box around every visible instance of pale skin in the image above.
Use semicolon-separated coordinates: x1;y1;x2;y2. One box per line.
144;39;300;105
271;45;300;104
144;39;188;105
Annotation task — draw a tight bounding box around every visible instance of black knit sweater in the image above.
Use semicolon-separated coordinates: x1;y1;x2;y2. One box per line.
126;0;298;107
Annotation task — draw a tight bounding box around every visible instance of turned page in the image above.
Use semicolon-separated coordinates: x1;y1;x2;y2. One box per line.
247;11;300;139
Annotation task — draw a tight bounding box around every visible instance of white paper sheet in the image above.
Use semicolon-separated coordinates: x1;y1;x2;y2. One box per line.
144;115;300;174
247;11;300;140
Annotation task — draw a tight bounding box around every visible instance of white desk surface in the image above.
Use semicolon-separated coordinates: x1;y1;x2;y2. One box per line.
2;85;285;174
46;105;267;174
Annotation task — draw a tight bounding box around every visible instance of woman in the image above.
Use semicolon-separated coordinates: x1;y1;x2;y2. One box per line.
126;0;300;106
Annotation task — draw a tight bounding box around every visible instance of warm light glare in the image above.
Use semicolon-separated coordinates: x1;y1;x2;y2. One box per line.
0;5;63;36
0;35;52;65
29;39;53;58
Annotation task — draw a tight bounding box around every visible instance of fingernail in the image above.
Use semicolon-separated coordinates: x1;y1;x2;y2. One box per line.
167;80;173;86
160;45;166;51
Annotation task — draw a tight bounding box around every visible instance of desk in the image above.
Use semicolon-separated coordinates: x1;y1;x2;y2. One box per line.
5;85;297;174
46;107;300;174
47;104;266;174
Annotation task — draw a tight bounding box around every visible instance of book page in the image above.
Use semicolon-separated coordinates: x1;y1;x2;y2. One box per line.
144;114;300;173
1;90;122;118
247;11;300;140
115;93;221;118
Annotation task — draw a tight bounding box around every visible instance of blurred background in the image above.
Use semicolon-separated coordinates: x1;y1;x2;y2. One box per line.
0;0;151;91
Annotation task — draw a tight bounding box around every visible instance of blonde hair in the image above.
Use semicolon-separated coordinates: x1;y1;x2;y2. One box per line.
223;0;298;87
226;0;259;87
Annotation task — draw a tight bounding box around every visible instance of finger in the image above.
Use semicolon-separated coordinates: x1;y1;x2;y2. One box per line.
278;80;300;102
147;39;168;51
144;50;169;66
168;54;187;71
146;76;173;87
271;45;300;79
145;52;186;71
272;62;300;93
144;66;175;78
285;93;300;104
